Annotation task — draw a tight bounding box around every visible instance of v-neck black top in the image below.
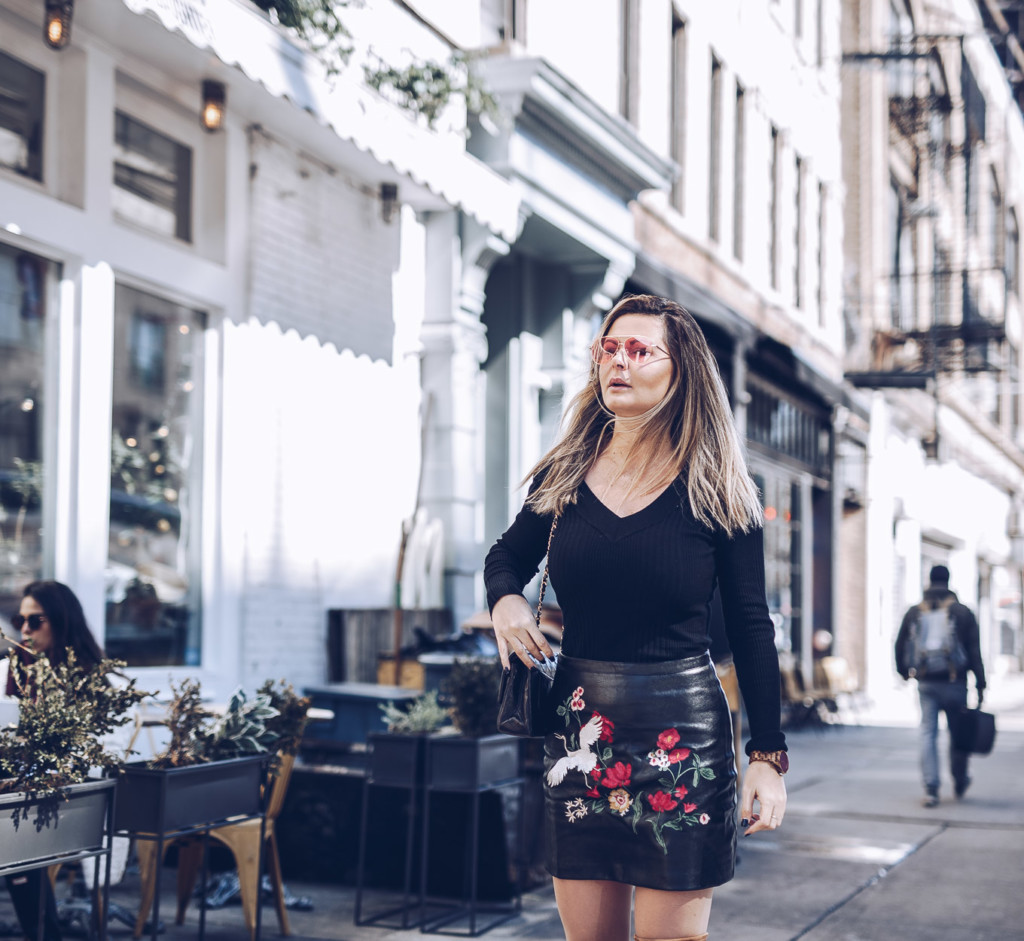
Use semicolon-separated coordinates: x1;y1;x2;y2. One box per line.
484;477;785;754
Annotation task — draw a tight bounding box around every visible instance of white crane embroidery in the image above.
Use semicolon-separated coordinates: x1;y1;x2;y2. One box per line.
546;715;603;786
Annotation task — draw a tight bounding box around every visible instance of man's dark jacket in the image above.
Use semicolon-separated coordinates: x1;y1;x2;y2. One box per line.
895;586;987;688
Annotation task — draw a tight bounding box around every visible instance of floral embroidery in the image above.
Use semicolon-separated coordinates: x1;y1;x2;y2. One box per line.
549;686;718;853
647;790;678;812
593;711;615;742
657;728;681;751
565;798;588;822
646;748;671;771
607;788;632;815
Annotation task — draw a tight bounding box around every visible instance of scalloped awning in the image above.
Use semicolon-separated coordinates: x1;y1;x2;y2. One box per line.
115;0;521;242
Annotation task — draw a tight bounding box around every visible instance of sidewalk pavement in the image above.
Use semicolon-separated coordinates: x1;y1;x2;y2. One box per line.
7;671;1024;941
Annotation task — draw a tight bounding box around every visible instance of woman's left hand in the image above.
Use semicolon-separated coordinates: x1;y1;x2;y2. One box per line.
739;761;787;836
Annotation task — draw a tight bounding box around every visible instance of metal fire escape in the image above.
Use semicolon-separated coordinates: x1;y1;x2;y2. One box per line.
844;31;1009;392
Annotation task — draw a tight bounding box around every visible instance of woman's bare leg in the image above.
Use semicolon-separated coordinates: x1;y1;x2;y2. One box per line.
633;886;713;940
552;877;634;941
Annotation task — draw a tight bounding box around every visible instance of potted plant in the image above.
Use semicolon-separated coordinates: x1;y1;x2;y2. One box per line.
427;658;518;790
114;678;278;834
370;689;450;787
0;644;146;868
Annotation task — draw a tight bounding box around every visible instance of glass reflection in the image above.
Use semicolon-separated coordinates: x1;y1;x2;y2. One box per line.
106;284;205;666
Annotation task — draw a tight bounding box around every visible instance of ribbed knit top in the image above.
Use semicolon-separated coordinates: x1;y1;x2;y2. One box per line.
484;477;786;754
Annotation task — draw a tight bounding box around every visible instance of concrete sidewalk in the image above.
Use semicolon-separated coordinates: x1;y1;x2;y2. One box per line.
6;672;1023;941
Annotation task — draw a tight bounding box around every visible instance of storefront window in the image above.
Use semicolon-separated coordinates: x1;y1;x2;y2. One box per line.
753;470;801;655
113;111;192;242
0;52;45;181
0;242;49;615
105;284;205;666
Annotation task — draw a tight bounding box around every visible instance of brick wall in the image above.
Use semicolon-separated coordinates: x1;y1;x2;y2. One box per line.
247;128;400;360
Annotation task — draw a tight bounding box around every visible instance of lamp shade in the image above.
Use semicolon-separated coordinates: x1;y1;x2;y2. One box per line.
201;80;226;132
44;0;73;49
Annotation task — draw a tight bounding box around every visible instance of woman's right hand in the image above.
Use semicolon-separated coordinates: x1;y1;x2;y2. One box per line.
491;594;555;669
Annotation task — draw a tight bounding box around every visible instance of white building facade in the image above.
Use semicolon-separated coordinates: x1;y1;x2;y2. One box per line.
842;0;1024;701
0;0;520;696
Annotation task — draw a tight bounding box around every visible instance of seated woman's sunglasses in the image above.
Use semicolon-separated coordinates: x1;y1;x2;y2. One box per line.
10;613;48;631
591;335;665;366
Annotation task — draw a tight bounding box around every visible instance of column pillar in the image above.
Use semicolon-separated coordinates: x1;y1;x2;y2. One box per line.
419;212;510;627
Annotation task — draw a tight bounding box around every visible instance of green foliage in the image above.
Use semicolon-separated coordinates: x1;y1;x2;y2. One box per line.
199;686;280;761
257;679;311;756
250;0;353;76
363;51;498;129
149;677;211;769
379;689;449;734
0;648;148;825
442;658;501;739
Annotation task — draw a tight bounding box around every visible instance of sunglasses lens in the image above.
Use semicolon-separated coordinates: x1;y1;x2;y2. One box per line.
623;337;653;363
11;614;44;631
595;337;618;362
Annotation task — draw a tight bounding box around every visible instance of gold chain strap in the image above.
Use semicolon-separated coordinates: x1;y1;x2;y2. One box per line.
534;515;560;639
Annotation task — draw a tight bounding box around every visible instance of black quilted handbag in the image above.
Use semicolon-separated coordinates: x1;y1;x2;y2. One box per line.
496;517;559;737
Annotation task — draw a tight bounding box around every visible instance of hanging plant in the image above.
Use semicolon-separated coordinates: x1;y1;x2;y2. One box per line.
249;0;354;76
363;50;499;130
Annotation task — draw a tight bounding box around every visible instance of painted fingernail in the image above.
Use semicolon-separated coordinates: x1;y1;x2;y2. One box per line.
740;818;749;828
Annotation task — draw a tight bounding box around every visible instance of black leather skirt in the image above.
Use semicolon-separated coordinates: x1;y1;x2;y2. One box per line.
543;653;736;891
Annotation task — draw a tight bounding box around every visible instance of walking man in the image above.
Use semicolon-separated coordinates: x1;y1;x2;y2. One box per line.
895;565;986;807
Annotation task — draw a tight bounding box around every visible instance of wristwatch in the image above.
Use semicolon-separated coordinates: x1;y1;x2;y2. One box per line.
748;749;789;776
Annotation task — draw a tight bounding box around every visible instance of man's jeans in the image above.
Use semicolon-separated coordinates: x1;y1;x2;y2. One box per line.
917;678;969;794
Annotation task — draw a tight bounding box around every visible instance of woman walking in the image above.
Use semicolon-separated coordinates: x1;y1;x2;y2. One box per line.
485;294;787;941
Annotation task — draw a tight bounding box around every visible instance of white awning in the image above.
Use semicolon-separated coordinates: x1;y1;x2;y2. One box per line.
115;0;521;242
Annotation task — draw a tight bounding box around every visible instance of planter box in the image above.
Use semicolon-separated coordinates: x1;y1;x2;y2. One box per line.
114;755;265;834
367;732;429;787
0;778;114;872
426;734;519;790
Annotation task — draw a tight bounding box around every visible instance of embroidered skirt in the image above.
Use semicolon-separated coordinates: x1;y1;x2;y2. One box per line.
543;653;737;891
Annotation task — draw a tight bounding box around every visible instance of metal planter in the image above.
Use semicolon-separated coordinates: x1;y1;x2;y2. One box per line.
426;734;519;791
114;755;265;834
0;778;115;872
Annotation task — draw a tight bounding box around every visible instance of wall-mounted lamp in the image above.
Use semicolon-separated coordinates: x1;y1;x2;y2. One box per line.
379;182;399;224
43;0;73;49
200;80;226;132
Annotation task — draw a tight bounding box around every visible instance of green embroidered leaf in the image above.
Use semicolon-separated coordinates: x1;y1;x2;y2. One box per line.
631;797;643;832
700;768;715;780
651;821;667;853
602;747;613;761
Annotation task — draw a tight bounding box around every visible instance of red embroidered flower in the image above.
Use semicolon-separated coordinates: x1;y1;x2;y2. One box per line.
657;728;680;751
683;802;697;814
592;712;615;742
586;785;600;798
589;769;603;786
672;784;689;800
646;791;678;813
602;761;632;789
667;747;691;763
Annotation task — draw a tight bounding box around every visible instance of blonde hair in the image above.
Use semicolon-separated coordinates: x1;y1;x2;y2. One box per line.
524;295;763;535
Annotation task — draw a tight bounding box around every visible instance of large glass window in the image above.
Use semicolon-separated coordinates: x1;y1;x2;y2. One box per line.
113;111;192;242
0;242;50;614
0;51;45;181
105;285;205;666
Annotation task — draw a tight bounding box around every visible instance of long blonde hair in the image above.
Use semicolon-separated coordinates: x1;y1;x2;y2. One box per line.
525;294;763;535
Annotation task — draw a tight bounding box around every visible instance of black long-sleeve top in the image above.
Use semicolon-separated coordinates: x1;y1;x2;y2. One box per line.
484;477;786;754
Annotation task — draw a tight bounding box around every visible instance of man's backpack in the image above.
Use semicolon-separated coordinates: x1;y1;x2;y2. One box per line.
907;597;968;680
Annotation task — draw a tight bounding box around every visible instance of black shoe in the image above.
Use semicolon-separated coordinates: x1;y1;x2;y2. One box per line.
954;777;971;799
922;790;939;808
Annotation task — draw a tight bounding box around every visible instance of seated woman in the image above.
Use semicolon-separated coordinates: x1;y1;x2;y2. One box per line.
4;580;104;941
